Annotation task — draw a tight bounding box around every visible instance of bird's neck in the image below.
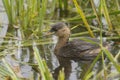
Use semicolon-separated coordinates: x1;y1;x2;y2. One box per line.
54;36;69;55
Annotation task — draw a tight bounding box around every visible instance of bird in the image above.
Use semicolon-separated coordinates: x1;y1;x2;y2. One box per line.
48;22;111;60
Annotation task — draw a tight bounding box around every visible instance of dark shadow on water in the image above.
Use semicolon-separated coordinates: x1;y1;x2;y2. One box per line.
52;56;103;80
53;58;72;80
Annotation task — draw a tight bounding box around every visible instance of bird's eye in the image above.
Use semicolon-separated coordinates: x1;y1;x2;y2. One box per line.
53;28;58;31
50;27;57;32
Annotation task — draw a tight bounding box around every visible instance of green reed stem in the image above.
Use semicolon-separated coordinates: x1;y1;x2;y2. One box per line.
73;0;95;38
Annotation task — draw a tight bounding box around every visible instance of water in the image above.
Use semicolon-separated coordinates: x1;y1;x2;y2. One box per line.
0;18;119;80
0;1;120;80
0;0;8;44
42;41;120;80
0;24;120;80
1;30;119;80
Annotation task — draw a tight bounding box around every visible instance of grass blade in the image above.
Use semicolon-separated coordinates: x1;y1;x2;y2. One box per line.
73;0;95;38
2;59;19;80
101;0;113;30
33;43;53;80
58;68;65;80
2;0;12;24
100;46;120;72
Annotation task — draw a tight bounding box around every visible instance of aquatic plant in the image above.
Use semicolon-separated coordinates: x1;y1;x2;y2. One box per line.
0;0;120;80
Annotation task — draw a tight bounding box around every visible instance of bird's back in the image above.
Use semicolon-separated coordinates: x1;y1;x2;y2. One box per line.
58;37;109;60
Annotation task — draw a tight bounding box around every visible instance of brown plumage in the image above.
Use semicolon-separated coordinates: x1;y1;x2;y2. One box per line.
49;22;111;60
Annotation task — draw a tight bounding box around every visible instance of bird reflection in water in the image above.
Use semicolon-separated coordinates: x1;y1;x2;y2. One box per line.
53;57;72;80
53;56;96;80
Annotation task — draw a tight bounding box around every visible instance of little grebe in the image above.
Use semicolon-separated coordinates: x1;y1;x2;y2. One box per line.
49;22;110;60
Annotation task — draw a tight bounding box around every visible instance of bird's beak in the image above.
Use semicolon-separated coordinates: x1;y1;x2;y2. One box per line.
44;30;55;36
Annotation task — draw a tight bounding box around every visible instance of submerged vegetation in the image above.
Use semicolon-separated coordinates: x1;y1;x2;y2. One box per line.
0;0;120;80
